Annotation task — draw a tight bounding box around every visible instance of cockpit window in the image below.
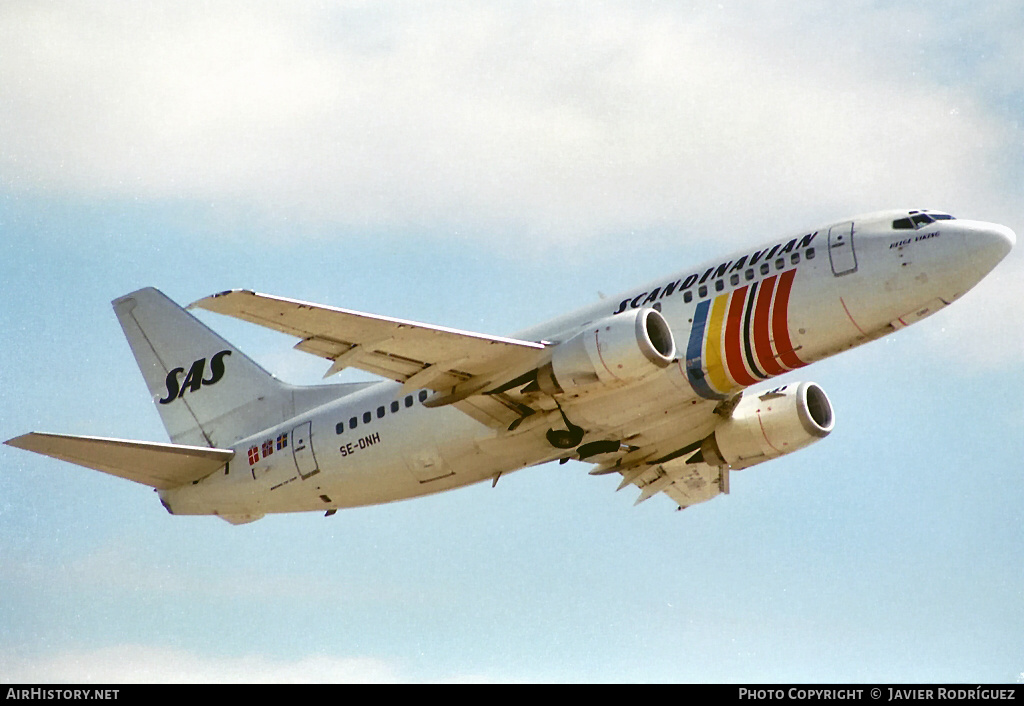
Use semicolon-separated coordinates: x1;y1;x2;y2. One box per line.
892;211;955;230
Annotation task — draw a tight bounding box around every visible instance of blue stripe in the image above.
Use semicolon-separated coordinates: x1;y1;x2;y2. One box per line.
685;300;727;400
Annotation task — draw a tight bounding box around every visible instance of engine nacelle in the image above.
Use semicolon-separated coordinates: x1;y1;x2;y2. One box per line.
700;382;834;469
537;308;676;394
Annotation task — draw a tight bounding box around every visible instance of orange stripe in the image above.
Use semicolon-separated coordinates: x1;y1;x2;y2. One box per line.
724;286;758;385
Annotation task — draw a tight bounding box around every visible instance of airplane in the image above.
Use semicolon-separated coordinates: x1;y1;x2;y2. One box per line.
5;209;1015;524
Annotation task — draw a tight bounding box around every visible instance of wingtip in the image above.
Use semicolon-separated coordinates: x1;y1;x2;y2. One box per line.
186;288;253;311
111;286;163;308
5;432;36;449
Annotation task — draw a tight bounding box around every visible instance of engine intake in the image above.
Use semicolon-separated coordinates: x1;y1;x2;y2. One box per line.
537;308;676;394
700;382;834;469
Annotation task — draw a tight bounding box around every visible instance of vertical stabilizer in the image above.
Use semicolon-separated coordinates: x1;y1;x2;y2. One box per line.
113;288;297;447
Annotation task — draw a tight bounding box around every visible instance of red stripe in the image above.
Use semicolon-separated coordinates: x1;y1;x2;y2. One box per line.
594;330;623;382
757;411;783;454
752;275;786;376
724;286;759;385
840;296;867;335
772;269;805;370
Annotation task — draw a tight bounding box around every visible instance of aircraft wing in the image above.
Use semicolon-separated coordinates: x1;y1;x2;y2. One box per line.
189;289;548;407
5;433;234;490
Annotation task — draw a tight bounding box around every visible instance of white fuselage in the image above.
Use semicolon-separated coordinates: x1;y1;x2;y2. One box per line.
159;211;1014;518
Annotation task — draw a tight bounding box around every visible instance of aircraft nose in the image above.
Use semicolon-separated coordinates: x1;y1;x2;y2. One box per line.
959;220;1015;273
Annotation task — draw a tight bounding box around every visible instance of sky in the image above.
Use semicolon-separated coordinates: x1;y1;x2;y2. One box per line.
1;0;1022;684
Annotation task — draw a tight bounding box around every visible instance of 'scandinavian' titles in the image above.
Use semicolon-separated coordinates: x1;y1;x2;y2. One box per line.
612;232;817;316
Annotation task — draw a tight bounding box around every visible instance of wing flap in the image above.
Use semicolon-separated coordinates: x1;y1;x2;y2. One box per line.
660;462;728;509
578;393;738;510
613;456;727;509
6;432;235;490
590;420;727;510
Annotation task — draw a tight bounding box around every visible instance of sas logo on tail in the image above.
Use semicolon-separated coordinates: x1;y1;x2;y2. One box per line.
158;350;231;405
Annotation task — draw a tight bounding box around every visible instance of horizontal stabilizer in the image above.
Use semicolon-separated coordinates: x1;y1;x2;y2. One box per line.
5;432;235;490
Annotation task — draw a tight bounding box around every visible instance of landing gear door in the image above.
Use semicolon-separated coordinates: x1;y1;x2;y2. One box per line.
291;421;320;480
828;221;857;276
405;446;454;484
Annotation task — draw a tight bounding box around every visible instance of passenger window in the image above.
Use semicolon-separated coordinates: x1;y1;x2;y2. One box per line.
791;253;800;265
715;279;724;292
730;274;739;286
377;406;385;419
336;422;344;435
391;401;399;413
418;390;428;403
362;411;371;424
745;269;754;281
405;395;414;408
683;290;693;303
775;258;784;270
349;417;358;430
806;248;815;259
760;263;770;275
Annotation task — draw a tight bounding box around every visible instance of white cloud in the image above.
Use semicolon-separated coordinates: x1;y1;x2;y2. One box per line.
0;646;400;684
1;2;1018;246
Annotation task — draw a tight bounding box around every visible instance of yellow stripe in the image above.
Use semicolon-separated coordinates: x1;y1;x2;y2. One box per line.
705;294;732;393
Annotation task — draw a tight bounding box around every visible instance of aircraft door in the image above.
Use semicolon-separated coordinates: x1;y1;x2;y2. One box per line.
291;421;320;479
828;221;858;276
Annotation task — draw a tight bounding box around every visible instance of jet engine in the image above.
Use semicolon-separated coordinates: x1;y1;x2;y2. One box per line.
698;382;834;469
536;308;676;394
